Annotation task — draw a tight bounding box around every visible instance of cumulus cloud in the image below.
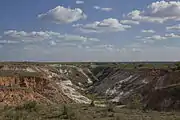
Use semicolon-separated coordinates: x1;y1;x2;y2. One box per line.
0;40;19;44
73;18;131;33
3;30;50;41
49;41;56;46
136;36;155;44
145;35;166;40
141;33;180;43
142;40;155;44
131;48;142;52
76;0;84;4
125;43;143;48
38;6;87;24
141;29;155;33
122;43;144;53
59;43;77;47
86;44;120;52
120;20;139;25
0;30;100;43
166;24;180;31
93;6;112;12
95;44;114;50
126;1;180;23
165;33;180;38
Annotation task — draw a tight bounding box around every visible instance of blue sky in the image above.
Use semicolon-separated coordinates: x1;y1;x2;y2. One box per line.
0;0;180;61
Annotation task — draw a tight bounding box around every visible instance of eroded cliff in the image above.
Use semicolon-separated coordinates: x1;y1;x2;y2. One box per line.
89;66;180;110
1;63;180;111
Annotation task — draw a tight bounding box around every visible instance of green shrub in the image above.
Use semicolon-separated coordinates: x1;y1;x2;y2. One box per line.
115;115;121;120
62;105;68;116
89;100;95;107
23;101;37;111
127;94;143;110
61;105;80;120
15;101;37;112
106;102;115;112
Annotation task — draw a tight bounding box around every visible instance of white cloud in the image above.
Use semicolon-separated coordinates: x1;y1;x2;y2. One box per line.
93;6;112;12
1;30;100;43
145;35;166;40
60;43;77;47
141;33;180;43
142;40;154;44
136;36;155;44
101;8;112;12
126;1;180;23
73;18;131;33
86;44;119;52
166;24;180;31
124;43;143;48
120;20;139;25
95;44;114;49
49;41;56;46
38;6;87;24
76;0;84;4
141;29;155;33
120;43;144;53
165;33;180;38
135;36;142;38
3;30;50;41
0;40;19;44
62;34;99;42
127;10;165;23
132;48;142;52
93;6;100;10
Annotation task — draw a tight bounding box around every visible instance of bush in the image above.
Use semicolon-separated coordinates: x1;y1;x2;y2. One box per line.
23;101;37;111
127;94;143;110
106;102;115;112
62;105;68;116
3;105;11;111
115;115;121;120
61;105;80;120
138;64;143;68
15;101;37;112
89;100;95;107
173;63;180;71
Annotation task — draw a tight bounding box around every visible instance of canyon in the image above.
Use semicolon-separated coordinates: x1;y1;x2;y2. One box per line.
0;63;180;111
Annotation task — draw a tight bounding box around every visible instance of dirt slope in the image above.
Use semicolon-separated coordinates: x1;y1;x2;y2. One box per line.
1;63;180;111
89;66;180;110
0;64;91;106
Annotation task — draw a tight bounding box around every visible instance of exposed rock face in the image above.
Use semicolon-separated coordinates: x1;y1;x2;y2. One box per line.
0;75;74;105
89;67;180;111
1;63;180;111
0;65;91;106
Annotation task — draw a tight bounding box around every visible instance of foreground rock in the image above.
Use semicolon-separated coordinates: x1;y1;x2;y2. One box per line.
0;64;91;106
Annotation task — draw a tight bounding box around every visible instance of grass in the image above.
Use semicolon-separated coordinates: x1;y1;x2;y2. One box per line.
1;62;180;73
0;70;41;77
0;102;180;120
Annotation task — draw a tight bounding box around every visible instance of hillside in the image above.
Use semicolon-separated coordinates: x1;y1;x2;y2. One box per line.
0;64;91;106
0;62;180;112
89;66;180;111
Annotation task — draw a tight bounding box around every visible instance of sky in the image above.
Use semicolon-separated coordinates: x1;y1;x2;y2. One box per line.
0;0;180;62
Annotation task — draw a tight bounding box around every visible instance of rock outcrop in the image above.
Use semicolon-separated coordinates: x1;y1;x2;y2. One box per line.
0;64;91;106
89;66;180;111
1;63;180;111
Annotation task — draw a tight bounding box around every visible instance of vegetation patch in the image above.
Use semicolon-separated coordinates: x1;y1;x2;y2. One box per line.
1;102;180;120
